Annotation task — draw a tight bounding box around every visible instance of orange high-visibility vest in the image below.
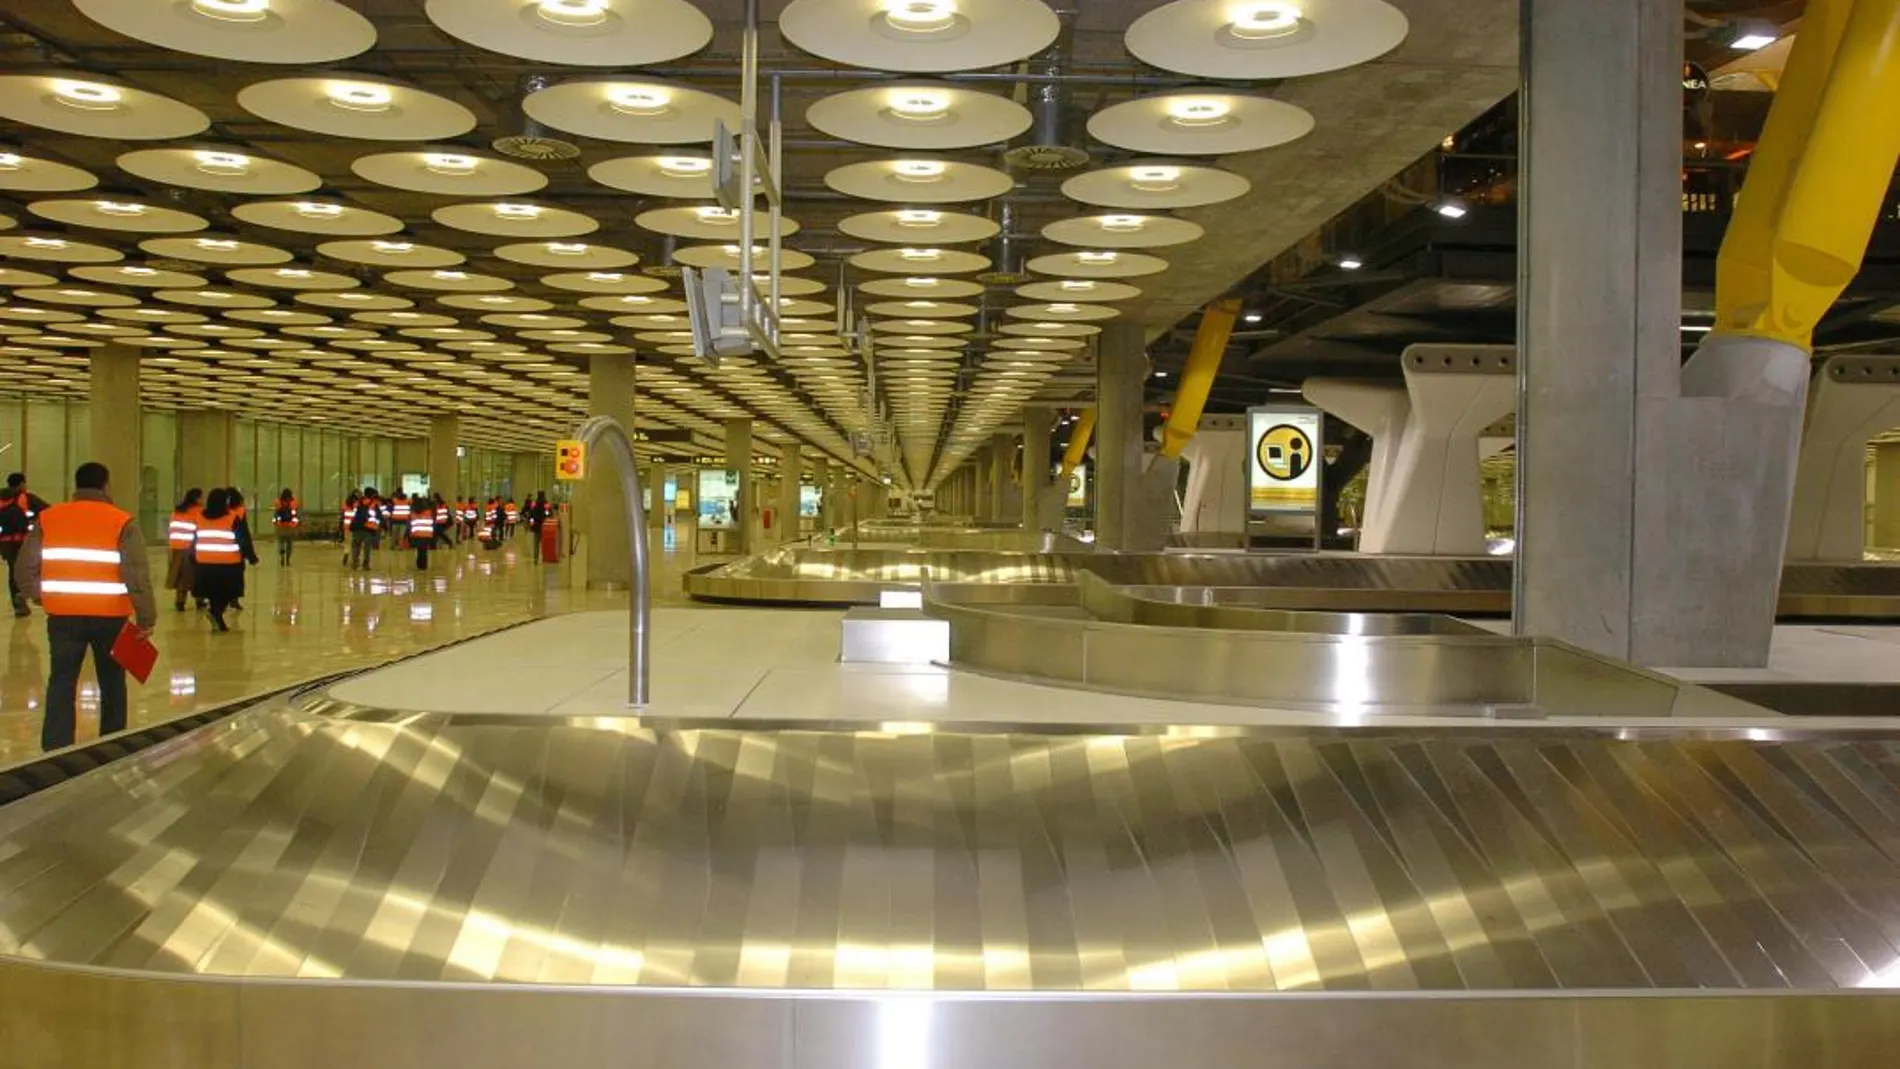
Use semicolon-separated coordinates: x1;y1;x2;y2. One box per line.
194;514;242;565
410;511;435;539
37;500;135;617
435;504;451;524
273;498;300;529
391;497;411;521
167;507;199;550
505;502;519;524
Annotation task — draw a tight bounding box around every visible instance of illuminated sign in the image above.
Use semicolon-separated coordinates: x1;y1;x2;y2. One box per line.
1065;465;1089;508
555;439;586;481
1247;406;1322;515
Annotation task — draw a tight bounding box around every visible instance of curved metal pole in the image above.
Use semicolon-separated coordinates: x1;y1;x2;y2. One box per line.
575;416;651;708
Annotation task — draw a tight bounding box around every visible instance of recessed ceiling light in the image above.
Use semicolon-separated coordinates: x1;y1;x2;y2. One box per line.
192;150;251;176
887;89;952;122
434;270;468;280
1165;97;1232;127
1226;2;1302;39
892;159;948;182
25;237;68;249
324;81;394;113
898;248;942;261
586;272;625;282
655;156;712;177
370;240;414;253
545;242;589;255
190;0;272;20
122;266;158;276
94;200;148;217
1075;250;1118;265
1099;214;1146;232
607;85;672;116
195;238;239;250
1127;165;1182;192
277;268;312;278
295;201;344;218
423;153;478;176
882;0;957;33
693;206;738;223
534;0;611;26
1337;256;1363;270
1731;32;1776;51
1435;201;1468;219
493;203;541;220
0;153;23;171
52;80;123;111
1242;312;1262;324
902;276;940;288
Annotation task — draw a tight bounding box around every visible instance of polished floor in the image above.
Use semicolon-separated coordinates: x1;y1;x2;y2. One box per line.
0;528;692;766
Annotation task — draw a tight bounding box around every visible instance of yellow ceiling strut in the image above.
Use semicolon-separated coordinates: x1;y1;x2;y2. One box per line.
1158;297;1244;459
1057;409;1095;479
1716;0;1900;349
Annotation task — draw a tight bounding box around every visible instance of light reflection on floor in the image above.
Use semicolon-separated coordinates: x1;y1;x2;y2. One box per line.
0;530;707;764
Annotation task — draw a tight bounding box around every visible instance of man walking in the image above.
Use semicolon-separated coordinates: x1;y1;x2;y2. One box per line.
0;472;50;618
17;462;157;751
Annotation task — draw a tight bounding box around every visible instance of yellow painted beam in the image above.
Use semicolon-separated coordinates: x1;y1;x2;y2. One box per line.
1158;297;1243;459
1716;0;1900;349
1057;410;1095;479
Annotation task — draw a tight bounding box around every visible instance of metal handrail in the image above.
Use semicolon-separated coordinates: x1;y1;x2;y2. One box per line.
575;416;651;707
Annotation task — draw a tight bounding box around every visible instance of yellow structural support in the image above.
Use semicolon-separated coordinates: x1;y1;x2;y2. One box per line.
1715;0;1900;349
1158;297;1243;459
1057;409;1095;479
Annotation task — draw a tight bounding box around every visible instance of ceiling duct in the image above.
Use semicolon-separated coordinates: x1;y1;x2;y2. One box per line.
977;200;1029;285
492;75;580;161
1001;7;1089;172
643;235;683;279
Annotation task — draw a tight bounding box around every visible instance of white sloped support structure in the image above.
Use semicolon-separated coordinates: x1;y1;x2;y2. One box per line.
1305;344;1515;555
1786;355;1900;562
1178;417;1248;538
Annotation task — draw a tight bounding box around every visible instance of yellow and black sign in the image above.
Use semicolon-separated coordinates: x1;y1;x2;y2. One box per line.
1255;423;1314;482
555;439;586;481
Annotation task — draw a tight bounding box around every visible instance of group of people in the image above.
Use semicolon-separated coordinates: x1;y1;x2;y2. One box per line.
337;489;557;570
165;486;261;632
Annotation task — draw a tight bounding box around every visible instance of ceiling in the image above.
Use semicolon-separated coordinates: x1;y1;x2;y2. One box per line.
0;0;1446;487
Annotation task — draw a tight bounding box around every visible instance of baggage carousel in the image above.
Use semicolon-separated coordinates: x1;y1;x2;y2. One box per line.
687;545;1900;618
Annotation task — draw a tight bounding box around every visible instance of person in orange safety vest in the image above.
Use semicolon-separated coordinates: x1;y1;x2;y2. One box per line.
16;461;157;751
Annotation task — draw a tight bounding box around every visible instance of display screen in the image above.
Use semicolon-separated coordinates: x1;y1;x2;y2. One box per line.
1247;406;1323;515
697;469;739;529
1065;465;1088;508
799;484;821;518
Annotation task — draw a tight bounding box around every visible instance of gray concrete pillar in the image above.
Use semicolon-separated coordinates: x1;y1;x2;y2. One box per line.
990;432;1021;524
777;449;802;544
396;438;428;487
585;353;636;589
90;344;142;526
511;452;541;503
1517;0;1709;662
1095;323;1148;550
646;461;668;531
724;418;753;555
972;449;992;521
1022;408;1053;530
428;415;459;514
178;409;234;495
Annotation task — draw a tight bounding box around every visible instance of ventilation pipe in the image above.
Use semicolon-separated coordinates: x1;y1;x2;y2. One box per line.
978;200;1028;285
492;74;580;161
1002;6;1089;171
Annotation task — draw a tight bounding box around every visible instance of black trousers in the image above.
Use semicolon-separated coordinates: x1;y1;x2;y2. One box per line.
415;537;432;569
44;614;129;752
1;541;21;609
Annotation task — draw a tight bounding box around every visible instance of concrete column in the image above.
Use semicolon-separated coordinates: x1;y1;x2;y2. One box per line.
724;418;752;555
1095;323;1148;550
646;461;668;532
511;452;541;502
777;449;802;544
1876;444;1900;550
178;409;234;494
1517;0;1788;665
428;414;459;511
585;353;635;589
1021;408;1053;529
990;432;1021;525
90;344;142;525
396;438;428;487
972;449;992;522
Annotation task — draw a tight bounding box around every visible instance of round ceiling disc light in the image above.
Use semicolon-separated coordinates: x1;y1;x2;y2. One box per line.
1006;301;1118;321
351;149;548;196
295;291;411;311
825;158;1013;203
995;335;1084;351
634;205;800;241
0;268;59;287
493;241;638;270
1061;160;1251;209
1027;249;1170;278
1087;91;1314;155
0;233;122;263
15;287;138;309
423;0;711;67
142;234;293;265
385;269;515;293
227;265;360;290
805;82;1031;149
73;0;375;63
672;245;817;271
237;75;477;140
849;247;991;274
522;78;739;144
542;272;669;295
0;74;209;140
1015;278;1142;302
1126;0;1408;80
116;145;320;195
587;153;716;198
859;275;984;299
70;264;208;288
0;153;96;193
316;238;464;268
232;199;403;236
431;201;597;238
779;0;1059;72
28;197;206;233
1000;320;1099;337
865;300;979;318
836;208;998;244
1042;213;1205;249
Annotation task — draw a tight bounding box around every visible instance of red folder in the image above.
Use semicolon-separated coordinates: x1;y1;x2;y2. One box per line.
110;622;158;684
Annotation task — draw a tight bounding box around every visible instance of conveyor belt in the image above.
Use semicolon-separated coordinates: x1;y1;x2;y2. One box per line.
686;547;1900;619
2;698;1898;992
